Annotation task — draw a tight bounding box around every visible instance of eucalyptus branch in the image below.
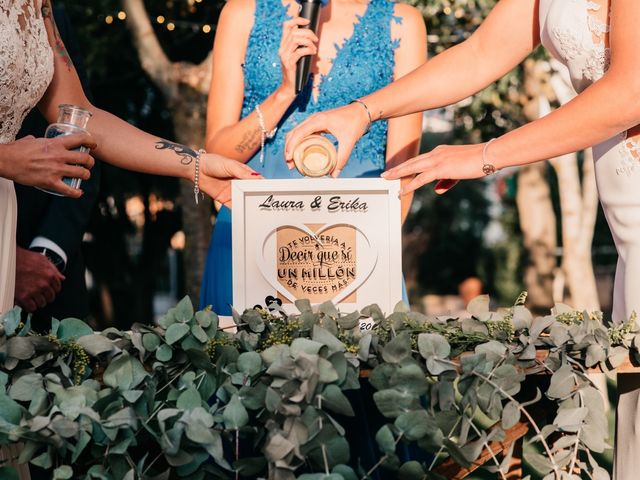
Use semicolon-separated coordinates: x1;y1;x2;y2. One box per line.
567;388;584;475
361;432;404;480
428;417;462;471
462;415;509;480
472;371;561;477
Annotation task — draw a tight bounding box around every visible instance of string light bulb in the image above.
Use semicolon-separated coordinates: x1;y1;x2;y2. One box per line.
202;24;211;33
166;22;175;31
156;15;165;24
117;11;126;20
105;15;114;24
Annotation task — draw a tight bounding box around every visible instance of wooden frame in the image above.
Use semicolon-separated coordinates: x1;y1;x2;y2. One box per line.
231;178;403;314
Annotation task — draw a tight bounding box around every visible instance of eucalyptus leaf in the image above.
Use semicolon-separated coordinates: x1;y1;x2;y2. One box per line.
175;295;195;322
77;334;114;356
395;410;441;442
237;351;263;376
397;461;426;480
177;386;202;411
338;311;360;330
502;401;521;430
381;333;411;363
103;353;148;391
312;325;345;354
2;308;21;336
291;338;324;357
467;295;490;320
375;425;396;454
57;318;94;340
10;373;43;401
547;365;575;399
223;394;248;429
191;324;209;343
142;333;161;352
165;323;190;345
0;393;22;424
6;336;35;360
31;450;53;470
156;344;173;362
53;465;73;480
295;299;312;313
244;309;266;333
322;384;354;416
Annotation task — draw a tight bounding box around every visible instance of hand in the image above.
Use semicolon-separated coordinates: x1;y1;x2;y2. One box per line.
0;133;96;197
285;102;370;177
14;247;65;313
199;153;262;205
278;17;319;96
382;143;489;194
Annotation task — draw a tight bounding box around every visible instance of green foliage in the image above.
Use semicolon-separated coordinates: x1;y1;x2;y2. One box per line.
1;294;635;479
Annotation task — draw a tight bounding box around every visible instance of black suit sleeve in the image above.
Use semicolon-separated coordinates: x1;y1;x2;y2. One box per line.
31;6;100;260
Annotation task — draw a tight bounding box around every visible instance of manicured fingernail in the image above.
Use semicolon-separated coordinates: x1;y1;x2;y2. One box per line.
251;172;260;176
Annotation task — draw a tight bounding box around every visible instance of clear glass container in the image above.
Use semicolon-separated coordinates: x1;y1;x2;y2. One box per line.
40;104;92;195
292;134;337;177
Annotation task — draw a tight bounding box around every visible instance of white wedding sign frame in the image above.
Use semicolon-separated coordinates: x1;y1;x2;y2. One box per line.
231;178;402;314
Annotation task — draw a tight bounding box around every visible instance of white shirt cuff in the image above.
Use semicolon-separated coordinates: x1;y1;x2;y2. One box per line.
29;237;68;265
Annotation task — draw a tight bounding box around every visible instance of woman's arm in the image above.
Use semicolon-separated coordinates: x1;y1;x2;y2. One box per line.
285;0;539;168
205;0;317;161
385;0;640;193
385;4;427;222
38;1;257;202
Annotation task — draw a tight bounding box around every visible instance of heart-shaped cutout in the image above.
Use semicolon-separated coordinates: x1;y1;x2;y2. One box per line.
255;223;378;305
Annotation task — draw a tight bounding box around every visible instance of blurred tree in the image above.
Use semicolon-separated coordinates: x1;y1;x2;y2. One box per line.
406;0;608;313
123;0;221;308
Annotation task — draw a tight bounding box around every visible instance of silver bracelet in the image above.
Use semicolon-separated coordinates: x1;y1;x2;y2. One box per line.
255;104;277;164
482;138;498;176
350;99;372;134
194;149;205;204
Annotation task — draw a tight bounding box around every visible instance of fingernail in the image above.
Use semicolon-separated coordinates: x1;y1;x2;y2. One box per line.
381;172;389;178
251;172;261;176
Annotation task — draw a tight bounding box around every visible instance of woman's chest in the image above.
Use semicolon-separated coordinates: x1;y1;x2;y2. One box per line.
539;0;610;91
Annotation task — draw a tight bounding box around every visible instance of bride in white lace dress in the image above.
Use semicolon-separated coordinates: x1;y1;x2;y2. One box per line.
0;1;259;318
285;0;639;476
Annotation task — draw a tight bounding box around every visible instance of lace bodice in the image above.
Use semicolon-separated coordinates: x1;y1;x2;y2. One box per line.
0;0;54;144
539;0;609;94
540;0;640;174
242;0;401;178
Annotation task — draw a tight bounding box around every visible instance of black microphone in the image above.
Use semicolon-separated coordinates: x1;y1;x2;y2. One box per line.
295;0;322;94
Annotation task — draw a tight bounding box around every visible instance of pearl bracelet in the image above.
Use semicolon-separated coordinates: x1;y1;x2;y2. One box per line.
194;149;205;204
255;104;277;164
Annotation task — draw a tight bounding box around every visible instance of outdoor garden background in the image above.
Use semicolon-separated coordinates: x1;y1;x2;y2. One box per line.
50;0;619;476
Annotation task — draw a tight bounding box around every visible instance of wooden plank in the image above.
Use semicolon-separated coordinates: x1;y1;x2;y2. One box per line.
433;421;530;480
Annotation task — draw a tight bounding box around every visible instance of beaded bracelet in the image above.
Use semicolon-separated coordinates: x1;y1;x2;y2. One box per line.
194;149;205;204
255;104;277;164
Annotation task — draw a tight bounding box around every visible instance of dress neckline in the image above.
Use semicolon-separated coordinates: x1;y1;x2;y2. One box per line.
277;0;374;104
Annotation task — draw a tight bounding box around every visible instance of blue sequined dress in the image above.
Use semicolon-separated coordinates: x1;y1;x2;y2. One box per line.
200;0;403;315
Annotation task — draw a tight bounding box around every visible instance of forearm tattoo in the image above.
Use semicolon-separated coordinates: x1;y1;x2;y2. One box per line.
155;140;198;165
235;128;261;154
42;1;73;71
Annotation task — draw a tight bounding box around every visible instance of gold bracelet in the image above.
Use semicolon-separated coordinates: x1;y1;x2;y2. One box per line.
482;138;497;175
